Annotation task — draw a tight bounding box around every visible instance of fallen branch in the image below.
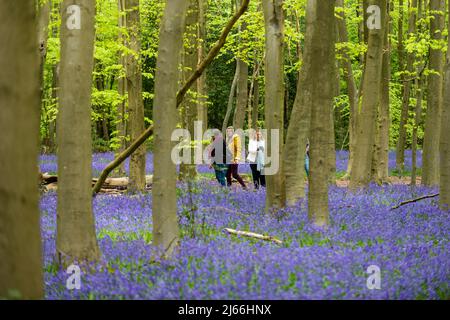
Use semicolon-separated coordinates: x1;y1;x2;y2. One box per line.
92;0;250;196
223;228;283;245
390;193;439;210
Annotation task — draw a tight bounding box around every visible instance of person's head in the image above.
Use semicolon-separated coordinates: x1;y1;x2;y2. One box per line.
213;129;222;140
226;126;234;138
256;128;263;141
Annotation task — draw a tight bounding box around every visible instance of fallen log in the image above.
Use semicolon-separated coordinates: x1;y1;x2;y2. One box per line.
223;228;283;245
390;193;439;210
40;173;153;192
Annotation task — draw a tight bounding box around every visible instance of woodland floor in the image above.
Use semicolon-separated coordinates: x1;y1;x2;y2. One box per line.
39;151;450;299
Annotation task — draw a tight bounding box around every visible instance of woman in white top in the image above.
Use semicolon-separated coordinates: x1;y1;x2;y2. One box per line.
247;129;266;189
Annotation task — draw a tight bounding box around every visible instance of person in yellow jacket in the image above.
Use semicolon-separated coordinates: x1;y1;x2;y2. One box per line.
225;126;247;190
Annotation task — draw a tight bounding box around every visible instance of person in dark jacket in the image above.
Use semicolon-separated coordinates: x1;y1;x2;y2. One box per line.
208;130;230;186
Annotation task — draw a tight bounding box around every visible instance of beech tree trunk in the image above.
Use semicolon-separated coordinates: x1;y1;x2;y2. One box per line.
233;1;248;131
336;0;358;179
396;0;417;172
152;0;189;256
197;0;208;132
0;0;43;299
116;0;127;175
283;0;314;205
57;0;100;264
308;0;336;227
350;0;386;190
422;0;445;186
372;2;390;183
126;0;146;193
179;0;200;181
263;0;286;211
439;0;450;208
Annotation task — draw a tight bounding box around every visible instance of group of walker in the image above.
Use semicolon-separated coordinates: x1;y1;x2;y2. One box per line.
208;126;311;190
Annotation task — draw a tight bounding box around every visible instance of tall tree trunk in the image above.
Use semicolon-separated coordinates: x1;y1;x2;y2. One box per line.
284;0;314;206
37;0;51;101
439;0;450;208
116;0;127;175
57;0;100;264
263;0;286;211
0;0;43;299
126;0;146;193
350;0;386;189
422;0;445;186
251;67;260;129
396;0;417;172
233;0;248;130
411;76;424;186
336;0;358;179
197;0;208;132
308;0;336;227
179;0;199;181
152;0;189;256
223;61;239;133
373;4;390;183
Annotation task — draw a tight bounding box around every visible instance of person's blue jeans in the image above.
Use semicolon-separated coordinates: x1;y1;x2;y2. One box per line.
213;164;228;186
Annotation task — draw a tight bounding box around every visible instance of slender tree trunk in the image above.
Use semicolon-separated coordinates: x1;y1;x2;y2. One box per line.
263;0;286;211
179;0;199;181
336;0;358;178
373;5;390;183
411;76;424;186
37;0;51;101
252;67;260;129
284;0;314;205
197;0;208;132
126;0;146;193
350;0;386;190
396;0;417;172
0;0;43;299
57;0;100;264
422;0;445;186
439;0;450;208
116;0;127;175
233;0;248;130
223;61;239;133
308;0;336;227
152;0;189;256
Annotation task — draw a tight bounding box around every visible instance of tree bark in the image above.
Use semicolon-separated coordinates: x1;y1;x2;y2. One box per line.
308;0;336;227
223;60;239;133
336;0;358;178
57;0;100;264
197;0;208;132
233;0;248;130
411;76;423;186
0;0;43;299
373;1;390;183
422;0;445;186
263;0;286;211
283;0;314;206
126;0;146;193
152;0;189;256
350;0;386;190
396;0;417;172
439;0;450;208
116;0;127;175
179;0;200;181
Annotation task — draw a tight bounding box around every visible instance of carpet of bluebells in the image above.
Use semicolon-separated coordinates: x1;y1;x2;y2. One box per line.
39;151;450;300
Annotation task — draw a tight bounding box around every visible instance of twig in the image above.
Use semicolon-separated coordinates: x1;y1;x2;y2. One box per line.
390;193;439;210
